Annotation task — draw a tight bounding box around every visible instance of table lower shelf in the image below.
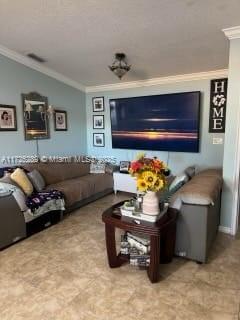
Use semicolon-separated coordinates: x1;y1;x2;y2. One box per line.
102;203;178;283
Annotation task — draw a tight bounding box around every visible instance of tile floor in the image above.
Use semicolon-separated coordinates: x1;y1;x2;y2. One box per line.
0;193;239;320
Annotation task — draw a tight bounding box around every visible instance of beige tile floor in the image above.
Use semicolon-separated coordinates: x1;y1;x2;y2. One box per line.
0;192;240;320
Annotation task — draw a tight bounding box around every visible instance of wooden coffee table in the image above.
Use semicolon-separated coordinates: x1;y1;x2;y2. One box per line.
102;201;178;283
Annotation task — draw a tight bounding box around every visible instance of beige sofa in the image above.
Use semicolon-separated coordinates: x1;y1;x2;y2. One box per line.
170;169;223;263
23;161;114;212
0;161;114;249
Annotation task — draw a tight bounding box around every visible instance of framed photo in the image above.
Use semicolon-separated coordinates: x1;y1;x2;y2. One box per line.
22;92;49;140
0;105;17;131
93;133;105;147
93;97;104;112
120;161;131;173
93;115;104;129
54;110;68;131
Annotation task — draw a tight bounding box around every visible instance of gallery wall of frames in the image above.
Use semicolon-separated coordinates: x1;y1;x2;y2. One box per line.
92;96;105;147
0;91;68;140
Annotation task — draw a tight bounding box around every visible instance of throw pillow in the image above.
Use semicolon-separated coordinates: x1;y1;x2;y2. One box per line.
169;172;188;191
27;169;46;192
184;166;196;179
11;168;33;196
158;180;185;204
90;163;106;174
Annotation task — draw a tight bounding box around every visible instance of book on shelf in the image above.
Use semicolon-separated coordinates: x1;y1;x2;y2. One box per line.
129;247;150;267
126;232;150;254
120;232;151;267
120;234;130;255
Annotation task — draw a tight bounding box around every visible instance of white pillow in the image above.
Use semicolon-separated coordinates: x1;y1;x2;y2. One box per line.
169;172;189;191
90;163;106;174
0;182;28;212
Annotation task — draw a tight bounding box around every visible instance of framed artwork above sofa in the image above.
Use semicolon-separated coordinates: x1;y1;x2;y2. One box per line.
54;110;68;131
0;105;17;131
22;91;49;140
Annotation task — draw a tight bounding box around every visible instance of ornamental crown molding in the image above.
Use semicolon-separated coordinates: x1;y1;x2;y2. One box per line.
85;69;228;93
223;26;240;40
0;44;229;94
0;44;86;92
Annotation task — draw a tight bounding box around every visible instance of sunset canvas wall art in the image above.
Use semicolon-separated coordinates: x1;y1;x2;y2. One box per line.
110;92;200;153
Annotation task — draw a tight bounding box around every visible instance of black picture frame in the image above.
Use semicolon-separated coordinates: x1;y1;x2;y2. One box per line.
54;110;68;131
92;97;104;112
93;133;105;147
119;161;131;173
22;91;49;140
0;105;17;131
93;115;104;129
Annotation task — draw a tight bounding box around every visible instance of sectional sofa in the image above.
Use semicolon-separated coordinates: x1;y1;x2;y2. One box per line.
170;168;223;263
0;161;222;264
0;161;114;249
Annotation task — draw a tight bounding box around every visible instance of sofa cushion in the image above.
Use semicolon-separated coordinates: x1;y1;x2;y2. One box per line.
24;162;90;185
59;163;91;180
45;178;92;207
45;173;113;207
24;163;64;185
196;168;222;180
170;173;223;209
80;173;113;194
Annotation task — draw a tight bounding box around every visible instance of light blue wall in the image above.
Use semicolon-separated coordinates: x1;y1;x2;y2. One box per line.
0;54;86;162
86;80;225;175
0;53;229;227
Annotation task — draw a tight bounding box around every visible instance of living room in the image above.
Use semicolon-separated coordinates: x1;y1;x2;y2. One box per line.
0;1;240;319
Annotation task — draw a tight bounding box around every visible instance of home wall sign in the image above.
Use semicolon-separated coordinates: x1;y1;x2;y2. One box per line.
209;78;228;133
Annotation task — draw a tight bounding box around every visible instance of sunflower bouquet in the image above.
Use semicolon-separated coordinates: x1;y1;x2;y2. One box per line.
129;153;169;193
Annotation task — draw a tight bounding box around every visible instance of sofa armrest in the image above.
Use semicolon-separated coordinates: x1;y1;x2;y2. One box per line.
105;163;120;174
0;194;26;249
0;190;13;197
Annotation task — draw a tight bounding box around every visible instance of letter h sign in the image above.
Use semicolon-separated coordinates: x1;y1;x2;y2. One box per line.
209;78;228;133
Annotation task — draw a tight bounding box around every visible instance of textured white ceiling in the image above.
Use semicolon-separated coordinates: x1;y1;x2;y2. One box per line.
0;0;239;86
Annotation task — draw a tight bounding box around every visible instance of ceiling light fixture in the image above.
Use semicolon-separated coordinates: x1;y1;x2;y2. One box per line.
109;53;131;80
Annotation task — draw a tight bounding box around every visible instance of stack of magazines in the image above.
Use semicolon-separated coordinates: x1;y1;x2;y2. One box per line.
120;232;150;268
120;201;168;223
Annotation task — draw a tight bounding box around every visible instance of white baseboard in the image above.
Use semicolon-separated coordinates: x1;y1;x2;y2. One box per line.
218;226;231;234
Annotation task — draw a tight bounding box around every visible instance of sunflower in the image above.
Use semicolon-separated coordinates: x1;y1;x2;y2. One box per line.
142;171;157;187
154;178;164;191
137;178;148;192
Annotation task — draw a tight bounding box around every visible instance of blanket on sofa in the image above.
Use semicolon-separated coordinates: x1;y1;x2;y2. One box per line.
26;190;65;214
